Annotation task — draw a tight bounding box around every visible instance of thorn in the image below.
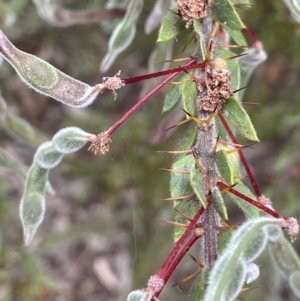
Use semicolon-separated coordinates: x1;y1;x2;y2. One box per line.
203;109;217;126
240;286;262;293
225;143;255;155
220;182;238;194
192;150;204;173
189;254;205;268
233;3;252;11
219;220;239;230
241;101;261;106
206;22;220;60
156;149;192;154
160;168;190;174
155;57;191;63
164;118;191;131
214;43;248;49
163;81;184;85
158;219;188;228
181;108;204;125
224;52;248;62
174;207;192;221
212;134;220;153
233;86;247;94
172;269;201;287
181;35;194;53
177;65;198;81
233;175;246;180
218;139;243;147
158;193;195;201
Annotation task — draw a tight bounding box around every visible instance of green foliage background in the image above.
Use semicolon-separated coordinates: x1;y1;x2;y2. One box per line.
0;0;300;300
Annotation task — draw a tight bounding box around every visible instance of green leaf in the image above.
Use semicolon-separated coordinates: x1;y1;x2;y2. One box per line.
221;98;259;141
222;24;247;46
218;228;233;253
216;149;234;185
190;167;207;208
182;79;197;115
189;268;210;301
193;20;206;59
212;0;245;30
227;181;259;218
174;197;199;242
211;188;228;220
170;154;194;200
215;114;229;140
162;82;182;113
157;10;185;42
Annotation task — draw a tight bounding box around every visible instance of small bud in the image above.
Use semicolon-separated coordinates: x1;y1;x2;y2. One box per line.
147;274;164;293
281;218;299;237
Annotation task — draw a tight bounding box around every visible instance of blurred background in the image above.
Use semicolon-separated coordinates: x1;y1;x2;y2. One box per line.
0;0;300;300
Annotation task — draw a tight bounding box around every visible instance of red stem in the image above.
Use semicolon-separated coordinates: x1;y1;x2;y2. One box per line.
122;61;205;84
106;59;199;136
217;181;284;219
218;111;262;198
242;20;259;45
150;206;205;300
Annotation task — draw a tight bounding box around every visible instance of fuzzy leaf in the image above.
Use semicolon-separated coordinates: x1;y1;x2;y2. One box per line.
269;233;300;277
35;142;63;169
0;31;101;108
20;166;49;246
100;0;144;72
19;127;91;245
268;227;300;298
193;20;206;59
203;218;279;301
181;79;197;115
283;0;300;24
221;98;259;141
190;167;207;208
289;271;300;298
52;127;90;153
127;290;152;301
0;146;27;179
170;154;193;200
227;181;259;218
216;149;234;185
157;10;185;42
212;0;245;30
211;187;228;220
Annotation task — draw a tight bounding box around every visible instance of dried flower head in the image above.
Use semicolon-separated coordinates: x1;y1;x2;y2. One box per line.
88;132;111;155
102;70;125;100
177;0;213;28
198;58;234;112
